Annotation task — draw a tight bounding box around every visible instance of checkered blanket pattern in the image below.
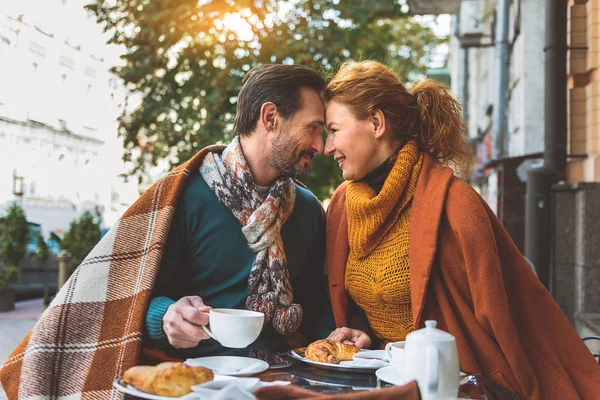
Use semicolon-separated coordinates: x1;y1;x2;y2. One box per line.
0;145;224;399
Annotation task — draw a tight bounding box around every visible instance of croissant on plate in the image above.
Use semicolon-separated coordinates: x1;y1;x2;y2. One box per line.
123;362;214;397
305;339;361;364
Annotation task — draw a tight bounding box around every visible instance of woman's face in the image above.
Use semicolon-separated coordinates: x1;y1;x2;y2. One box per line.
325;99;384;181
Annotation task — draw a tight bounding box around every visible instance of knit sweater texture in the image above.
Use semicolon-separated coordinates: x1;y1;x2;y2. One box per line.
345;141;422;343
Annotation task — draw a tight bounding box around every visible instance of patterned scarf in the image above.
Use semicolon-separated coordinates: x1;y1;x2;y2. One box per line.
199;137;302;335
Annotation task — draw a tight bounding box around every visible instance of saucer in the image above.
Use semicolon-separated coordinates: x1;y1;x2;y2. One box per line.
353;349;388;362
185;356;269;376
375;365;407;386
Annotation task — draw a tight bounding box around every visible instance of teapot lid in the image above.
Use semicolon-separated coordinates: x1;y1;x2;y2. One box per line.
406;320;454;343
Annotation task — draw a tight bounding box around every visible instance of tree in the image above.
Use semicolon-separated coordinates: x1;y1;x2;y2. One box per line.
61;211;102;272
88;0;444;199
35;232;50;263
0;204;29;287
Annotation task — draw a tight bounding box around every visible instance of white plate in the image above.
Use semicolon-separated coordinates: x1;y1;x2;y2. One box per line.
113;377;192;399
375;365;407;386
185;356;269;376
113;376;235;399
288;347;380;373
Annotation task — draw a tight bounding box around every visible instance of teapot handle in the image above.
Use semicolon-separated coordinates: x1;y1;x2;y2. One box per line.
425;344;439;395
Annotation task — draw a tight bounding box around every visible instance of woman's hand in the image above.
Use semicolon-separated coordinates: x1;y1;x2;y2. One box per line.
326;327;372;349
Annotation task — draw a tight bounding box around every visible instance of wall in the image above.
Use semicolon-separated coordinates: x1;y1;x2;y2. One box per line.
449;0;545;165
552;182;600;337
566;0;600;182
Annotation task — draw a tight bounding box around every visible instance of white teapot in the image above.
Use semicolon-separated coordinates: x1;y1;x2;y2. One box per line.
401;320;460;400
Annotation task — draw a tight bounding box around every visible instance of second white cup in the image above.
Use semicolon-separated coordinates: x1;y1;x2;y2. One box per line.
201;308;264;348
385;340;406;376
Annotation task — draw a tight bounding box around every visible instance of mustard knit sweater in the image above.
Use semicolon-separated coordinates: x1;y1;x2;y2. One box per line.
345;141;423;344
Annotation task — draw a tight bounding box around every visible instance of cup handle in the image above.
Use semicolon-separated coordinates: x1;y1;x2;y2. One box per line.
425;345;439;394
385;342;394;365
202;324;216;341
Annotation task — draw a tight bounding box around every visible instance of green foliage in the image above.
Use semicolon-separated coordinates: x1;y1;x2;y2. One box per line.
88;0;444;198
0;266;19;289
61;211;102;272
0;265;19;289
35;232;50;263
0;204;29;288
0;204;29;268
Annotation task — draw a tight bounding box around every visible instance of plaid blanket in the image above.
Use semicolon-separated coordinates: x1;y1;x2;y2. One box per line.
0;144;224;399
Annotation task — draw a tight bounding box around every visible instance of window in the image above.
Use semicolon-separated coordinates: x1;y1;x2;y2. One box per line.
59;55;75;70
29;42;47;57
84;66;97;78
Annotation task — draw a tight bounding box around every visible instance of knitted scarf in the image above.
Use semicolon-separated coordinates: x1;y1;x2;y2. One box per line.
199;137;302;335
345;140;423;343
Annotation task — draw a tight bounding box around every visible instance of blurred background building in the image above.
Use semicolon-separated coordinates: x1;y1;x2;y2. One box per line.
447;0;545;253
0;0;139;236
0;0;139;298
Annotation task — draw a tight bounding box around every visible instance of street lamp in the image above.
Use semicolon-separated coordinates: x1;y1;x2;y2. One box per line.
12;169;24;196
12;169;24;206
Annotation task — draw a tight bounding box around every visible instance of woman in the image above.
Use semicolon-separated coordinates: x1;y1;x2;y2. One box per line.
322;60;600;399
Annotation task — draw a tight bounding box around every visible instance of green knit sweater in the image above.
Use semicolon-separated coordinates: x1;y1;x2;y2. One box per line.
145;170;334;358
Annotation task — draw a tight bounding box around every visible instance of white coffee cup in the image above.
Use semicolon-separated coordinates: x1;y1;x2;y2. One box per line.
385;341;406;376
201;308;264;348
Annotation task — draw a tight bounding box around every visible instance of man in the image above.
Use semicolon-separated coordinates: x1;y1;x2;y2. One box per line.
0;64;333;399
145;64;334;358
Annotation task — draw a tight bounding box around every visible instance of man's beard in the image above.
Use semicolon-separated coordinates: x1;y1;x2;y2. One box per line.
269;127;314;180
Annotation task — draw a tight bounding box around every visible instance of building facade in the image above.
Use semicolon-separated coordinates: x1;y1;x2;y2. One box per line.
0;0;138;236
445;0;546;251
552;0;600;341
566;0;600;182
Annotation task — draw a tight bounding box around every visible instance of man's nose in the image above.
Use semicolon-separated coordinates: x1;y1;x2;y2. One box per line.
313;134;324;155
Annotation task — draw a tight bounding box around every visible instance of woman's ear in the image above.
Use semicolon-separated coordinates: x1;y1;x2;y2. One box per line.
259;102;278;132
371;109;386;139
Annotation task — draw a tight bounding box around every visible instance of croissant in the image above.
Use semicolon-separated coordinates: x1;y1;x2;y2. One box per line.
305;339;361;364
123;362;214;397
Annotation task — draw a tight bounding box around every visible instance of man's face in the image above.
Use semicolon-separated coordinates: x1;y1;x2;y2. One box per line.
268;88;325;180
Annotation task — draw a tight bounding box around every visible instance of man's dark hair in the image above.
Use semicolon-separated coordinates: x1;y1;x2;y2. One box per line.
233;64;326;136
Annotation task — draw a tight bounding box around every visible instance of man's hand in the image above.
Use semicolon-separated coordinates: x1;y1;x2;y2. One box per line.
163;296;212;349
326;327;372;349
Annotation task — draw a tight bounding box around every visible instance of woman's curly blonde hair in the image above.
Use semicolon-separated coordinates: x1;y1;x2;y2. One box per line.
325;61;473;178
